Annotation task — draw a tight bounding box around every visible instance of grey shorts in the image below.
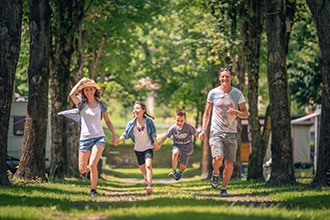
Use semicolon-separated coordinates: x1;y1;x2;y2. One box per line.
209;132;237;162
172;146;192;166
79;136;106;152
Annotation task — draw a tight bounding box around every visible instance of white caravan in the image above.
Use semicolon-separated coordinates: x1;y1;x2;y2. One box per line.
7;99;51;168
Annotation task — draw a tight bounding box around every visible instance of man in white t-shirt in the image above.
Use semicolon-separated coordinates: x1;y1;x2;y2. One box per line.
199;67;249;197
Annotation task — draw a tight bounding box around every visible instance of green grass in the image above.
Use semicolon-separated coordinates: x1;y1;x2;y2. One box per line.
1;168;329;220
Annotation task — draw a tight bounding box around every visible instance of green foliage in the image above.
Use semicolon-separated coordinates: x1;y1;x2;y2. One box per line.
15;1;30;97
288;1;322;112
13;0;323;117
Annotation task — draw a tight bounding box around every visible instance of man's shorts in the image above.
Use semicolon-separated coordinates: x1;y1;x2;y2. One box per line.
135;148;153;165
209;132;237;162
79;136;106;152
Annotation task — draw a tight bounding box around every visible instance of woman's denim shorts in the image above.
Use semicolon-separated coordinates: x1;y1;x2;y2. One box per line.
79;136;106;152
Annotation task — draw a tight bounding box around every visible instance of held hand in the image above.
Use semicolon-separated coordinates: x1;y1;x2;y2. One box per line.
154;143;161;151
199;132;205;141
112;138;119;146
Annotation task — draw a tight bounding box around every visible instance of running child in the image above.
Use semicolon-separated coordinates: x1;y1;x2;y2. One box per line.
113;101;160;195
158;109;199;180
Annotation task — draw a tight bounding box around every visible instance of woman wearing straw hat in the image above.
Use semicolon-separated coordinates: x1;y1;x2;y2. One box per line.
69;77;118;197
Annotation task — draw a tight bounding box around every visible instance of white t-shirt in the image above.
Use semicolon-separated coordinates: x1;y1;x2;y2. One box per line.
133;124;153;152
80;103;105;139
207;87;246;133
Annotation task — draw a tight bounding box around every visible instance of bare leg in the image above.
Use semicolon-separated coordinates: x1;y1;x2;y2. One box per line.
145;158;153;187
79;151;91;174
172;149;179;170
139;163;146;177
212;156;224;175
222;160;234;188
88;145;104;190
179;164;186;173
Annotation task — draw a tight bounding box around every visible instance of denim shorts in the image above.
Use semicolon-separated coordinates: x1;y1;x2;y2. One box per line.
79;136;106;152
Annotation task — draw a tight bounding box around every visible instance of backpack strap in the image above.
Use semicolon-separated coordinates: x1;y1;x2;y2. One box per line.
78;98;107;120
99;100;108;120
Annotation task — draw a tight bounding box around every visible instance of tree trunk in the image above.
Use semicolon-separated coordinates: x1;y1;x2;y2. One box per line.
200;115;211;179
12;0;51;182
244;0;266;181
0;0;23;186
306;0;330;187
49;0;85;180
265;0;296;186
233;6;248;179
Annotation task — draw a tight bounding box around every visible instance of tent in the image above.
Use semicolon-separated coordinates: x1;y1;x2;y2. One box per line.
265;106;321;169
291;105;321;169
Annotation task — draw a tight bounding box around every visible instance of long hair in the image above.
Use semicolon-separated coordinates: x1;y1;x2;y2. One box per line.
135;100;155;120
81;88;102;103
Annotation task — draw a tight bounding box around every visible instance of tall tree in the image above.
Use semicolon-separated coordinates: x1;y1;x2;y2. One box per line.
243;0;267;181
12;0;51;181
0;0;23;186
306;0;330;187
265;0;296;185
49;0;86;180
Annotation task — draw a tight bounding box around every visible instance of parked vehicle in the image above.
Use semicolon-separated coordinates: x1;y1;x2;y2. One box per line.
6;154;20;173
7;98;51;172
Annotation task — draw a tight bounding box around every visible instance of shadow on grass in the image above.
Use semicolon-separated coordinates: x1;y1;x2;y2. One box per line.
1;173;329;220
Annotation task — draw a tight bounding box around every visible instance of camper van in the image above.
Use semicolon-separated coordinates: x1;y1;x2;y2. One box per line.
7;99;51;171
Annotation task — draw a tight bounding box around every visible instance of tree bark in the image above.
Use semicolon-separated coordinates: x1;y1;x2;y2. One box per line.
0;0;23;186
12;0;51;182
200;122;211;179
49;0;85;180
244;0;266;181
265;0;296;186
233;3;248;179
306;0;330;187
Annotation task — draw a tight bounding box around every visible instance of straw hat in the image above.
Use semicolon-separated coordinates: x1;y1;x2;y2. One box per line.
78;80;101;91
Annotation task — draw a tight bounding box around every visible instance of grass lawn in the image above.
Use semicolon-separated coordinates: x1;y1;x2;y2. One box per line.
1;167;329;220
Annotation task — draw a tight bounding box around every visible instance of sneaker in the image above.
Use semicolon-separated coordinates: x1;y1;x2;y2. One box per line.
169;170;178;180
220;188;227;197
146;186;153;195
175;172;182;181
169;170;181;181
90;189;97;197
143;176;148;187
210;172;219;188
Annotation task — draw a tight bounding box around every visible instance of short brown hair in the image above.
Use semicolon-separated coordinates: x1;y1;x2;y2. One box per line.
176;109;186;118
